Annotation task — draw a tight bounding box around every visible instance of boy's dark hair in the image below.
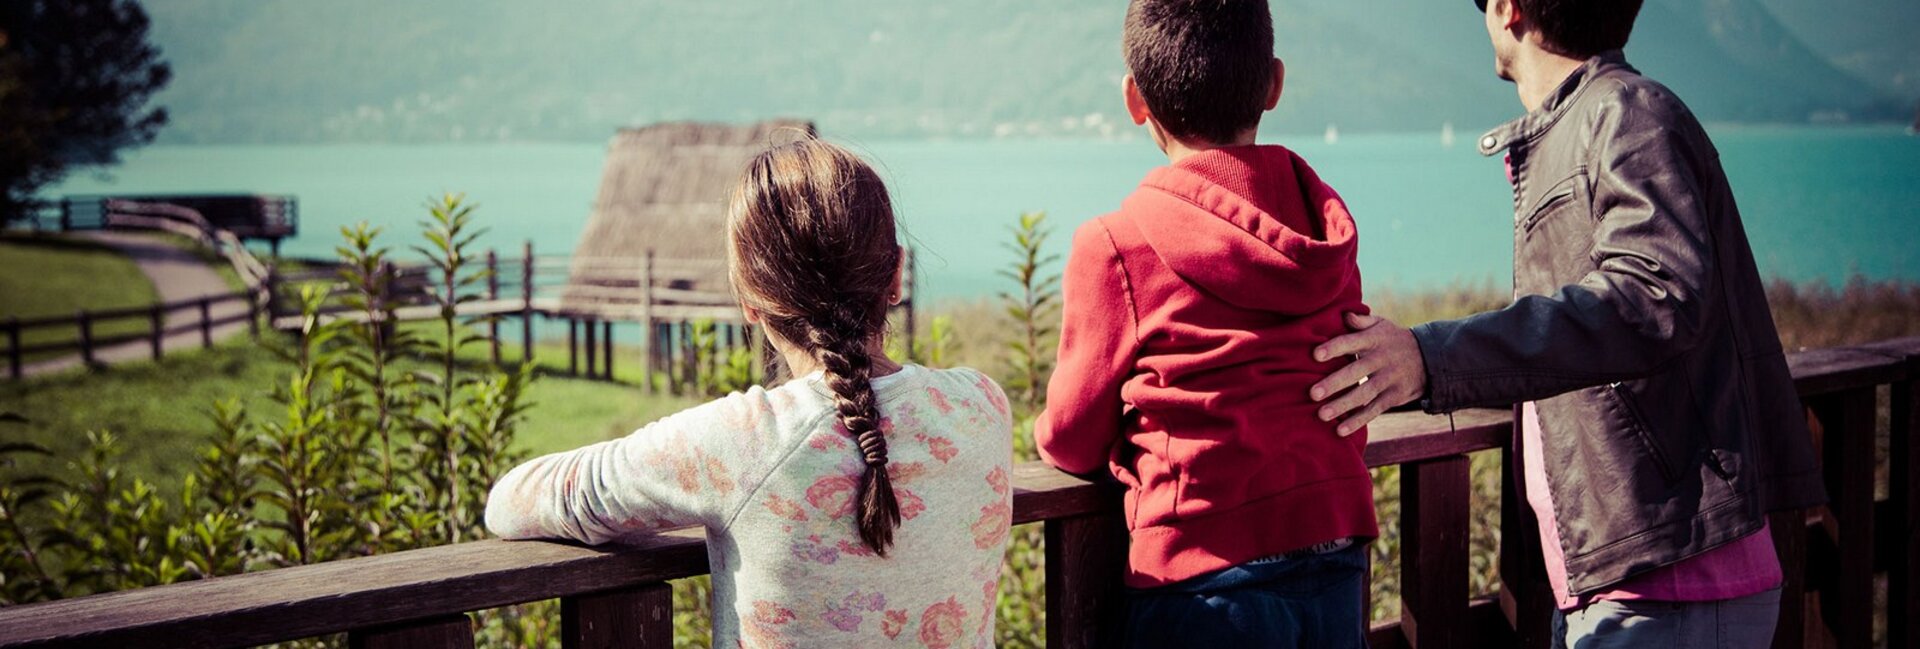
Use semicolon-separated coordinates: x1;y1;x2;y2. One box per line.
1123;0;1274;145
1503;0;1644;59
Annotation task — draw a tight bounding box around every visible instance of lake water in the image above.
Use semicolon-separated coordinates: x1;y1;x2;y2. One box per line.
41;126;1920;303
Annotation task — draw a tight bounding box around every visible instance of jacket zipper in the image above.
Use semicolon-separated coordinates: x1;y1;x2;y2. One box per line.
1606;382;1680;483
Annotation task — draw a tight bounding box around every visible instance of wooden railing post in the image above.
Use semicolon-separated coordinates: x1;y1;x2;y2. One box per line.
585;316;598;379
1402;454;1470;649
247;290;261;339
521;241;534;365
4;314;18;380
560;582;672;649
1497;439;1553;649
198;297;214;348
640;251;655;394
264;264;280;324
902;245;917;363
678;321;693;395
148;304;165;360
77;309;94;366
1808;387;1878;649
487;249;501;366
348;614;474;649
602;320;614;381
1045;508;1128;649
568;318;579;377
1889;365;1918;649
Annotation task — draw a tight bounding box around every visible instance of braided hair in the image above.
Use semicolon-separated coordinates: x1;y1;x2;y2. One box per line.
726;137;904;555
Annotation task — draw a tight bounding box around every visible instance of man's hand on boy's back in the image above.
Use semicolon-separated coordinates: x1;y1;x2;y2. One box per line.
1310;313;1426;436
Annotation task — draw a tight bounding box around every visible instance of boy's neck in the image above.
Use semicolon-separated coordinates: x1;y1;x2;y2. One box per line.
1158;129;1258;165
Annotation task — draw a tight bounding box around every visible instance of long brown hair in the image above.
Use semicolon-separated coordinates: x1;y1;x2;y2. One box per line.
727;138;903;555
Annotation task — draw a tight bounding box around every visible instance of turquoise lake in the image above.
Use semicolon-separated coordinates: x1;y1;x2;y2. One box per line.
41;126;1920;303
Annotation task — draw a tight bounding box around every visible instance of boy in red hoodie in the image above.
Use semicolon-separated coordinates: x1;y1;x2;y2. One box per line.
1033;1;1375;646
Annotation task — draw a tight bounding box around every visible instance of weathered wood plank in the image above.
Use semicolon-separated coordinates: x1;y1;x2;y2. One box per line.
1044;510;1128;649
1364;409;1510;467
1370;597;1514;649
1889;377;1918;649
0;529;708;649
348;615;473;649
561;583;672;649
1809;388;1875;649
1496;440;1553;649
1400;454;1471;649
1786;346;1906;396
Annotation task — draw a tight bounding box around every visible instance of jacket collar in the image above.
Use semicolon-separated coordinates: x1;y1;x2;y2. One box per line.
1477;50;1631;157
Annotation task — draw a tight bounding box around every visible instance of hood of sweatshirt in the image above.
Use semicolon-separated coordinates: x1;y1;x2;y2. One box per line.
1125;145;1361;316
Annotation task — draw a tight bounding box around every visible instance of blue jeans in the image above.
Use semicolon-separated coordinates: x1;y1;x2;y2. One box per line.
1551;587;1781;649
1122;542;1369;649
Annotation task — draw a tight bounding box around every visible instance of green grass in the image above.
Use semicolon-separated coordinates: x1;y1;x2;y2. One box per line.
0;331;699;494
0;233;161;363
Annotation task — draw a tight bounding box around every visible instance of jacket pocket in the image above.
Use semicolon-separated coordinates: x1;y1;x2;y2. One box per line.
1519;169;1591;235
1604;381;1681;484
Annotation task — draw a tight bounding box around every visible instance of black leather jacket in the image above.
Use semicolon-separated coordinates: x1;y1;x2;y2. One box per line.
1409;52;1826;595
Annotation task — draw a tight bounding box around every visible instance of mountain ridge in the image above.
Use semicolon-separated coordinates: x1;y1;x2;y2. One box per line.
141;0;1912;144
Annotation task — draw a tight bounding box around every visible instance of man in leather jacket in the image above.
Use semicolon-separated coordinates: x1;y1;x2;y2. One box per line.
1304;0;1825;645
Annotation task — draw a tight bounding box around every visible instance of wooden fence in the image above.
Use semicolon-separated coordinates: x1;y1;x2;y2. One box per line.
2;290;262;380
264;243;917;396
0;336;1913;649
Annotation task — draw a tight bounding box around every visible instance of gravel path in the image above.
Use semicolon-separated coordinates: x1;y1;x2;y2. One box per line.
19;231;253;377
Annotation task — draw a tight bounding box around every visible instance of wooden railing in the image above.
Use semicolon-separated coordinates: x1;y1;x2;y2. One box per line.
4;199;276;379
0;337;1914;649
54;195;299;245
2;289;262;380
265;244;920;395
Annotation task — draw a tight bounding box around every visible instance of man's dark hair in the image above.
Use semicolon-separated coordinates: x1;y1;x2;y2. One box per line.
1123;0;1274;145
1505;0;1645;59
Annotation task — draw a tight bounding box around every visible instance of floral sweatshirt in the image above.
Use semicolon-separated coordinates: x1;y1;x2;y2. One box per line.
486;365;1014;649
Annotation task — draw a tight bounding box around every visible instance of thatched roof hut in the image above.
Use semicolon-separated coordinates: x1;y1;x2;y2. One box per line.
560;120;814;318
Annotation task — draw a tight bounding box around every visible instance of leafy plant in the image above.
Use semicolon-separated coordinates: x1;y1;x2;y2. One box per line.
997;211;1060;411
0;197;536;645
990;212;1063;646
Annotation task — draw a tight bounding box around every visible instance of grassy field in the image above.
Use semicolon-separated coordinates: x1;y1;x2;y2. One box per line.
0;330;698;495
0;233;161;363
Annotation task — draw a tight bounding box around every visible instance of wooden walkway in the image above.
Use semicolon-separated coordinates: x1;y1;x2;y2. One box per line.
18;232;250;378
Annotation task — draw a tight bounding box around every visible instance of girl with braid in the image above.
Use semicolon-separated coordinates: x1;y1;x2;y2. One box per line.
486;138;1014;649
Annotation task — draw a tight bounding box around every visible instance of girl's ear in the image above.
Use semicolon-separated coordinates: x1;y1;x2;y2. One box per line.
889;248;906;306
742;303;765;325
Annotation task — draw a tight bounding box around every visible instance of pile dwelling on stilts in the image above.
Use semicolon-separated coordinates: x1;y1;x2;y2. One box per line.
555;120;916;392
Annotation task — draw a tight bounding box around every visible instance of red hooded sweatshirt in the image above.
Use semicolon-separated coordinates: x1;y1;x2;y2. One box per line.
1035;145;1377;588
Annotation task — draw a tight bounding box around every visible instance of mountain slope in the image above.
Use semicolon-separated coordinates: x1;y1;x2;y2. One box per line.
139;0;1905;144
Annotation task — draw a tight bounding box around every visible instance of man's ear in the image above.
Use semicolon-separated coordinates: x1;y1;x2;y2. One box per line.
1123;74;1152;126
1497;0;1524;31
1265;57;1286;110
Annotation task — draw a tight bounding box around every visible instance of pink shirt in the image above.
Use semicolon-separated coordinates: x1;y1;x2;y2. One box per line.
1522;402;1781;609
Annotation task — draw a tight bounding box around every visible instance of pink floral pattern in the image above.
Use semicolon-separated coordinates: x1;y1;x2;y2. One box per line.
485;366;1013;648
918;597;969;648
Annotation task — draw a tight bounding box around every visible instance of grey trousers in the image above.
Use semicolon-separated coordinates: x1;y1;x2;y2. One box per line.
1551;587;1781;649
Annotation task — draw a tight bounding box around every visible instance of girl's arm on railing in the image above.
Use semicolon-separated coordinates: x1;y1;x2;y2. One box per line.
485;391;792;544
